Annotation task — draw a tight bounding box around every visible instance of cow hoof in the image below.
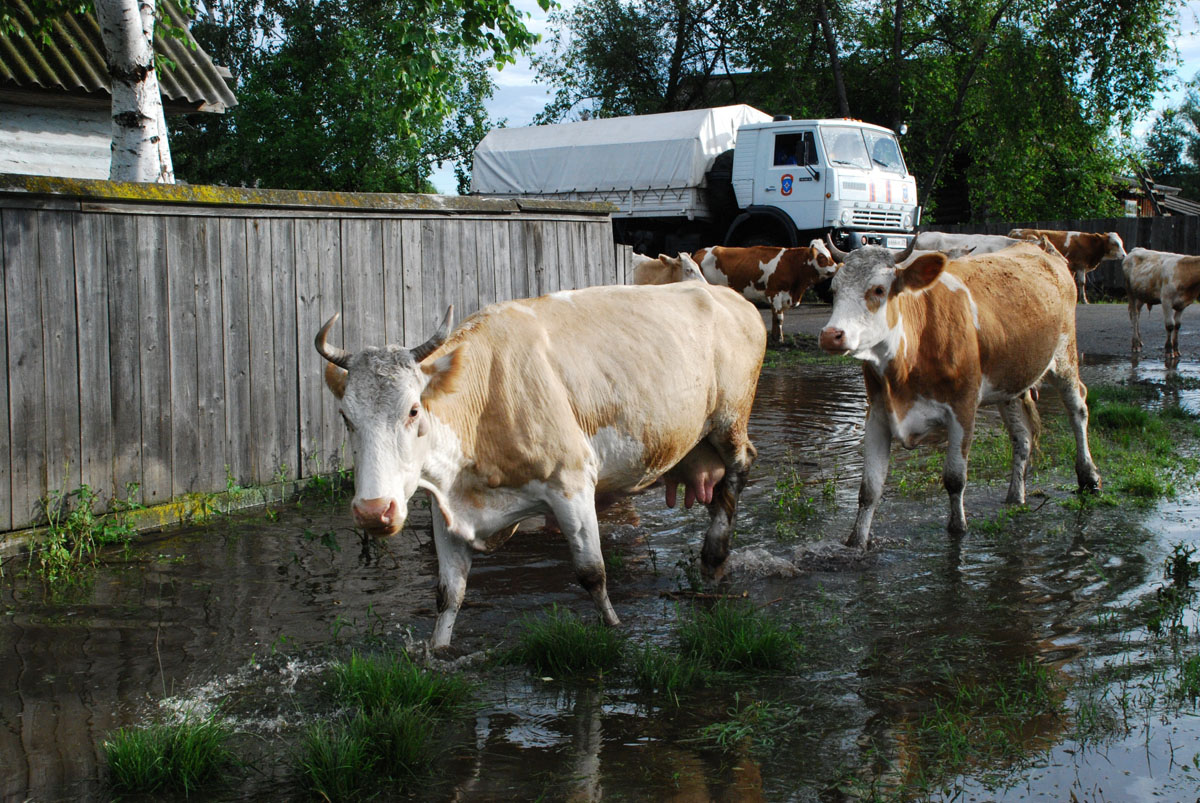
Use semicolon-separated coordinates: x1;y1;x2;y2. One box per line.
1078;476;1101;493
947;520;967;537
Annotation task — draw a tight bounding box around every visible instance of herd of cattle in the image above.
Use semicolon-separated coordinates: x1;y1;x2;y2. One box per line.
314;227;1200;648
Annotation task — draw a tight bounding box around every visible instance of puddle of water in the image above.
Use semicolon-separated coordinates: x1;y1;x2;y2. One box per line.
3;354;1200;801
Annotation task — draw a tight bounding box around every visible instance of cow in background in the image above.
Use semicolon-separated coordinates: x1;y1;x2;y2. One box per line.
630;252;704;285
316;281;766;648
689;240;838;341
818;241;1100;549
1122;246;1200;359
1009;228;1126;303
911;231;1025;256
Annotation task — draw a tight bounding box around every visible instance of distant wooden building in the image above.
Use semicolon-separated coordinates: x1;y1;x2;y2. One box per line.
1116;174;1200;218
0;0;236;180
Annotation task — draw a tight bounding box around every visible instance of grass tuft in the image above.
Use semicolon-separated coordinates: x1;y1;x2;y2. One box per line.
628;642;704;704
503;604;626;676
104;714;234;796
332;650;472;714
678;600;799;671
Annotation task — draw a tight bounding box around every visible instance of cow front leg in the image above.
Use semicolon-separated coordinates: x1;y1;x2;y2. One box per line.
943;411;975;536
849;401;892;550
1076;270;1089;304
551;490;620;627
769;308;784;342
430;505;473;650
998;394;1037;504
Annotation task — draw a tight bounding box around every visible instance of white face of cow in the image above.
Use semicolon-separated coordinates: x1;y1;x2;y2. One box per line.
317;311;461;537
818;246;946;359
1106;232;1127;261
335;347;431;535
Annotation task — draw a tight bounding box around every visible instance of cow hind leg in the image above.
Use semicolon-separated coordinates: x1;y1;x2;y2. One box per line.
1129;298;1143;352
431;506;474;650
944;411;975;536
551;489;620;627
998;393;1039;504
1047;356;1101;492
699;426;757;578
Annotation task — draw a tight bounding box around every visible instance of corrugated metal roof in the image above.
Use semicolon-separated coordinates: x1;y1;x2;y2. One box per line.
1159;193;1200;217
0;0;236;112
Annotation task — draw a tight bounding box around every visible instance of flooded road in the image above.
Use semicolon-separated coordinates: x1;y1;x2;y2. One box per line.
3;303;1200;800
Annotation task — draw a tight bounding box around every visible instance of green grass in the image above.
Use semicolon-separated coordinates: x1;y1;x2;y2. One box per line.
690;695;800;751
296;649;472;799
628;642;704;704
502;604;626;676
677;600;799;671
762;333;855;367
332;650;472;714
104;714;234;796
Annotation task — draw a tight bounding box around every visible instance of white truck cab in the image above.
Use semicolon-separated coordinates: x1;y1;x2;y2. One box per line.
728;117;919;250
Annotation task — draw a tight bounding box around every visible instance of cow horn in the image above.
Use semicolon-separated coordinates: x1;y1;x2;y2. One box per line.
892;236;916;264
412;306;454;362
824;234;850;263
315;314;352;369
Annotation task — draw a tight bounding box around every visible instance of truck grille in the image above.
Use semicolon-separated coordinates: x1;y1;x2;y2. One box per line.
851;209;904;229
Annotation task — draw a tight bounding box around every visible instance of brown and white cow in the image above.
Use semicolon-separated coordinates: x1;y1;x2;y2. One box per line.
1122;246;1200;358
818;242;1100;549
315;282;766;648
690;241;838;341
1008;229;1126;303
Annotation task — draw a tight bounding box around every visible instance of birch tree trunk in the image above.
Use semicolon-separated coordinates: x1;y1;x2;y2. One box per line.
95;0;175;183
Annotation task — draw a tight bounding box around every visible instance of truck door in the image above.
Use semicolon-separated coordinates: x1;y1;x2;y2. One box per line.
763;129;823;235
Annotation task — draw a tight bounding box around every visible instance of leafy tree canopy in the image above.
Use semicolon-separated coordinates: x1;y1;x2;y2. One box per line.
533;0;1183;222
1139;76;1200;200
172;0;548;193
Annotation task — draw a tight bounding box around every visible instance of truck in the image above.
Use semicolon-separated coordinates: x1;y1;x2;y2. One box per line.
470;104;920;256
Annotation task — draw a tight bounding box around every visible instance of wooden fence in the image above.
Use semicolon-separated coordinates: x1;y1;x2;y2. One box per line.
0;175;630;534
929;216;1200;295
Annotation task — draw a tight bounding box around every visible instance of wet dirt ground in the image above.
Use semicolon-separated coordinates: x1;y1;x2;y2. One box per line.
2;301;1199;801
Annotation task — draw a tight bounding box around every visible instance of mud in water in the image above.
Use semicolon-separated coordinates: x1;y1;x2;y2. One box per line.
3;306;1200;801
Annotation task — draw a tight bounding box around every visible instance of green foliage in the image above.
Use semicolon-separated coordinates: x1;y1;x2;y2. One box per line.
535;0;1179;221
104;714;234;796
690;695;800;752
503;604;626;676
298;706;435;798
172;0;548;193
677;600;799;671
30;483;140;588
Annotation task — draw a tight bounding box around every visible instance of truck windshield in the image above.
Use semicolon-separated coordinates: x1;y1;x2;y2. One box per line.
823;126;870;169
862;130;906;174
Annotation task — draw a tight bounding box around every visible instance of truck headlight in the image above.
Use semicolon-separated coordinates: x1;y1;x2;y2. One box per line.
840;208;852;225
902;213;912;229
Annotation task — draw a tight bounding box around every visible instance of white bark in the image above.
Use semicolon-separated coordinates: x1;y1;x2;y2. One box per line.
95;0;175;183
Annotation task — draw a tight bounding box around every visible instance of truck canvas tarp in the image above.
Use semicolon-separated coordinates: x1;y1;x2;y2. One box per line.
471;105;771;197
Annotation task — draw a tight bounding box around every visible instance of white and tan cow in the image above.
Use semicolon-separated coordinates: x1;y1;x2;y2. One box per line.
1122;246;1200;358
630;252;704;285
687;241;837;341
1009;229;1126;303
316;282;766;648
818;242;1100;549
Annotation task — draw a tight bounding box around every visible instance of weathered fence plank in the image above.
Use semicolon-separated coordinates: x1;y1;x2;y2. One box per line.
270;218;299;482
3;210;43;526
220;217;252;487
39;211;81;497
192;216;225;495
166;216;201;499
105;214;141;503
400;218;424;348
246;219;279;483
136;216;172;505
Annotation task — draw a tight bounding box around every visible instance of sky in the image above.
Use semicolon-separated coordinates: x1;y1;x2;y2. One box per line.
429;0;1200;194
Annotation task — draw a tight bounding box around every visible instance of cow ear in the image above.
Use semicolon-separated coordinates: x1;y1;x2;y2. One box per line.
895;252;946;292
420;343;468;401
324;361;348;399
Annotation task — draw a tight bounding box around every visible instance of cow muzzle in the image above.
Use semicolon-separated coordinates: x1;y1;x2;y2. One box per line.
352;497;403;536
819;326;850;354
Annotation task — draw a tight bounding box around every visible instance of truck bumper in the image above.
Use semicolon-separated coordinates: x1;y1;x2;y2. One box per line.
842;230;914;249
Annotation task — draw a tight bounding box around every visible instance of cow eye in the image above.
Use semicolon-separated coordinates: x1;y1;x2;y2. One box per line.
409;404;419;418
873;286;886;297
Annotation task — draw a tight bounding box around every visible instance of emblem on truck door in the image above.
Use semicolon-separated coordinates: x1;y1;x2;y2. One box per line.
781;174;793;196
